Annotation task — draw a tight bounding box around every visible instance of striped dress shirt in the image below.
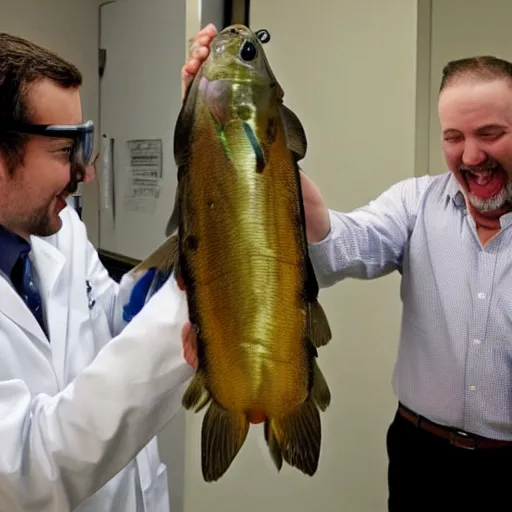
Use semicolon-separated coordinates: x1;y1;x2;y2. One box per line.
308;171;512;440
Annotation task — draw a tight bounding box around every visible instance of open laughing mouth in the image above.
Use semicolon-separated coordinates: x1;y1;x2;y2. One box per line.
461;164;509;200
55;190;70;211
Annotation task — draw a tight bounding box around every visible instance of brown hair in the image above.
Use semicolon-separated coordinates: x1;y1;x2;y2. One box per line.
440;55;512;93
0;33;83;173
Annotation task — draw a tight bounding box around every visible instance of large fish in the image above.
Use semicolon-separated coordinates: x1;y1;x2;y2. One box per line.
136;24;332;482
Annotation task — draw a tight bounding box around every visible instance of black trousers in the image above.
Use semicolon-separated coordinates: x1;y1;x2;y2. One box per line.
386;408;512;511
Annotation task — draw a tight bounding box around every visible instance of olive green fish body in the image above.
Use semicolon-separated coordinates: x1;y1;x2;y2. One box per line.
136;24;332;482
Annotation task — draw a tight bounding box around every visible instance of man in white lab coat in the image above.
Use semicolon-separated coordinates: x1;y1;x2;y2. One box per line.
0;33;195;511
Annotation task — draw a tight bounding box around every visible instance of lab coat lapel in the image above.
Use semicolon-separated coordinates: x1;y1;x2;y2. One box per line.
30;235;65;295
0;276;52;356
30;236;67;386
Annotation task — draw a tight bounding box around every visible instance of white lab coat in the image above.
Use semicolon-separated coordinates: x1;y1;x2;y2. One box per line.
0;206;193;511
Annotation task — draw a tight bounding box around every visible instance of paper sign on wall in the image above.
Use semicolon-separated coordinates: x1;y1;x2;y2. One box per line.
123;139;163;214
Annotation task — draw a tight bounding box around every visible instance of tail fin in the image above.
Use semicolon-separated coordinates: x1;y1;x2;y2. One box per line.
200;400;250;482
264;357;330;476
264;396;321;477
182;354;250;481
183;372;247;482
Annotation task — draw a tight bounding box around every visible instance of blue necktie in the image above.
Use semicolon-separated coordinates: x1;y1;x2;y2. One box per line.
17;252;46;335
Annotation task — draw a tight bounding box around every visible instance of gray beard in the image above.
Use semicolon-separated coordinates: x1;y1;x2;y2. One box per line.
466;182;512;212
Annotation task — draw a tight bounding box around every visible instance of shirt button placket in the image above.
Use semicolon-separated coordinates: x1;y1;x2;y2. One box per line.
465;251;493;428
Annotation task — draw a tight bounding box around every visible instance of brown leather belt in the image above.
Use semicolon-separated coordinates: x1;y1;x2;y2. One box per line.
398;403;512;450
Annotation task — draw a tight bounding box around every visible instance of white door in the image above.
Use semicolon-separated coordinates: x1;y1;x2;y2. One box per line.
98;0;186;260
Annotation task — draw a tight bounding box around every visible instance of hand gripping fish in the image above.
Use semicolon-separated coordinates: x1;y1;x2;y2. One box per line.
136;24;333;482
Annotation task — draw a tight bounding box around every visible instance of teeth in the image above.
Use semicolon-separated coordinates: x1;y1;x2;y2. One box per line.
475;174;491;185
469;170;492;177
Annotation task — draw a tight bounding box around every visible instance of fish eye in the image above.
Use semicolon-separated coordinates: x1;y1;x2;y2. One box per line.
240;41;257;61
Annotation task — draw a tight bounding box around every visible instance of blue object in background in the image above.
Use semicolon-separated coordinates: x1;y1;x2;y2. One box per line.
150;268;171;295
122;267;173;324
122;268;157;323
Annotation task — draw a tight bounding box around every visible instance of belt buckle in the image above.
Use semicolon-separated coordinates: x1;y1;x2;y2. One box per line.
449;429;477;450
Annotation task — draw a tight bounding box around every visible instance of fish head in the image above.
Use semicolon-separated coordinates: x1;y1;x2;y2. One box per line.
202;24;277;88
191;24;284;127
176;25;277;161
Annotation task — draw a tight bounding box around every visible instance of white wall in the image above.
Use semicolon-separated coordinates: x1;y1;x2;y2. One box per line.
181;2;428;511
428;0;512;176
0;0;102;246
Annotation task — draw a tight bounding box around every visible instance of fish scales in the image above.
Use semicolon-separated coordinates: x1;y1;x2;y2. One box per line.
184;87;309;415
134;24;333;483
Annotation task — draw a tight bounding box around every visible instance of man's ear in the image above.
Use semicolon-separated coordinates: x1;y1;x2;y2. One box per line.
83;163;96;184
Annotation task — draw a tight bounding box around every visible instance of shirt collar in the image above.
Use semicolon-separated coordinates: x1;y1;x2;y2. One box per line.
0;224;30;281
445;172;512;228
445;173;466;208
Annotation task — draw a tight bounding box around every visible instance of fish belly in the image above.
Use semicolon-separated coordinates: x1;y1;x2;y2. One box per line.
185;131;309;419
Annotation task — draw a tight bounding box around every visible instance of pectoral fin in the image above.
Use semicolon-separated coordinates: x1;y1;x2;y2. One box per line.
280;104;307;160
133;235;179;274
201;400;250;482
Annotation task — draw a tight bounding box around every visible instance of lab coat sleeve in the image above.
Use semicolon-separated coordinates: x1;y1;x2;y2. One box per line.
84;238;144;338
308;175;433;287
0;277;194;511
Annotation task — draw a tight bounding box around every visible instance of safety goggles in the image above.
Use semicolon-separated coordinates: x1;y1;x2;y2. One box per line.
0;120;95;166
